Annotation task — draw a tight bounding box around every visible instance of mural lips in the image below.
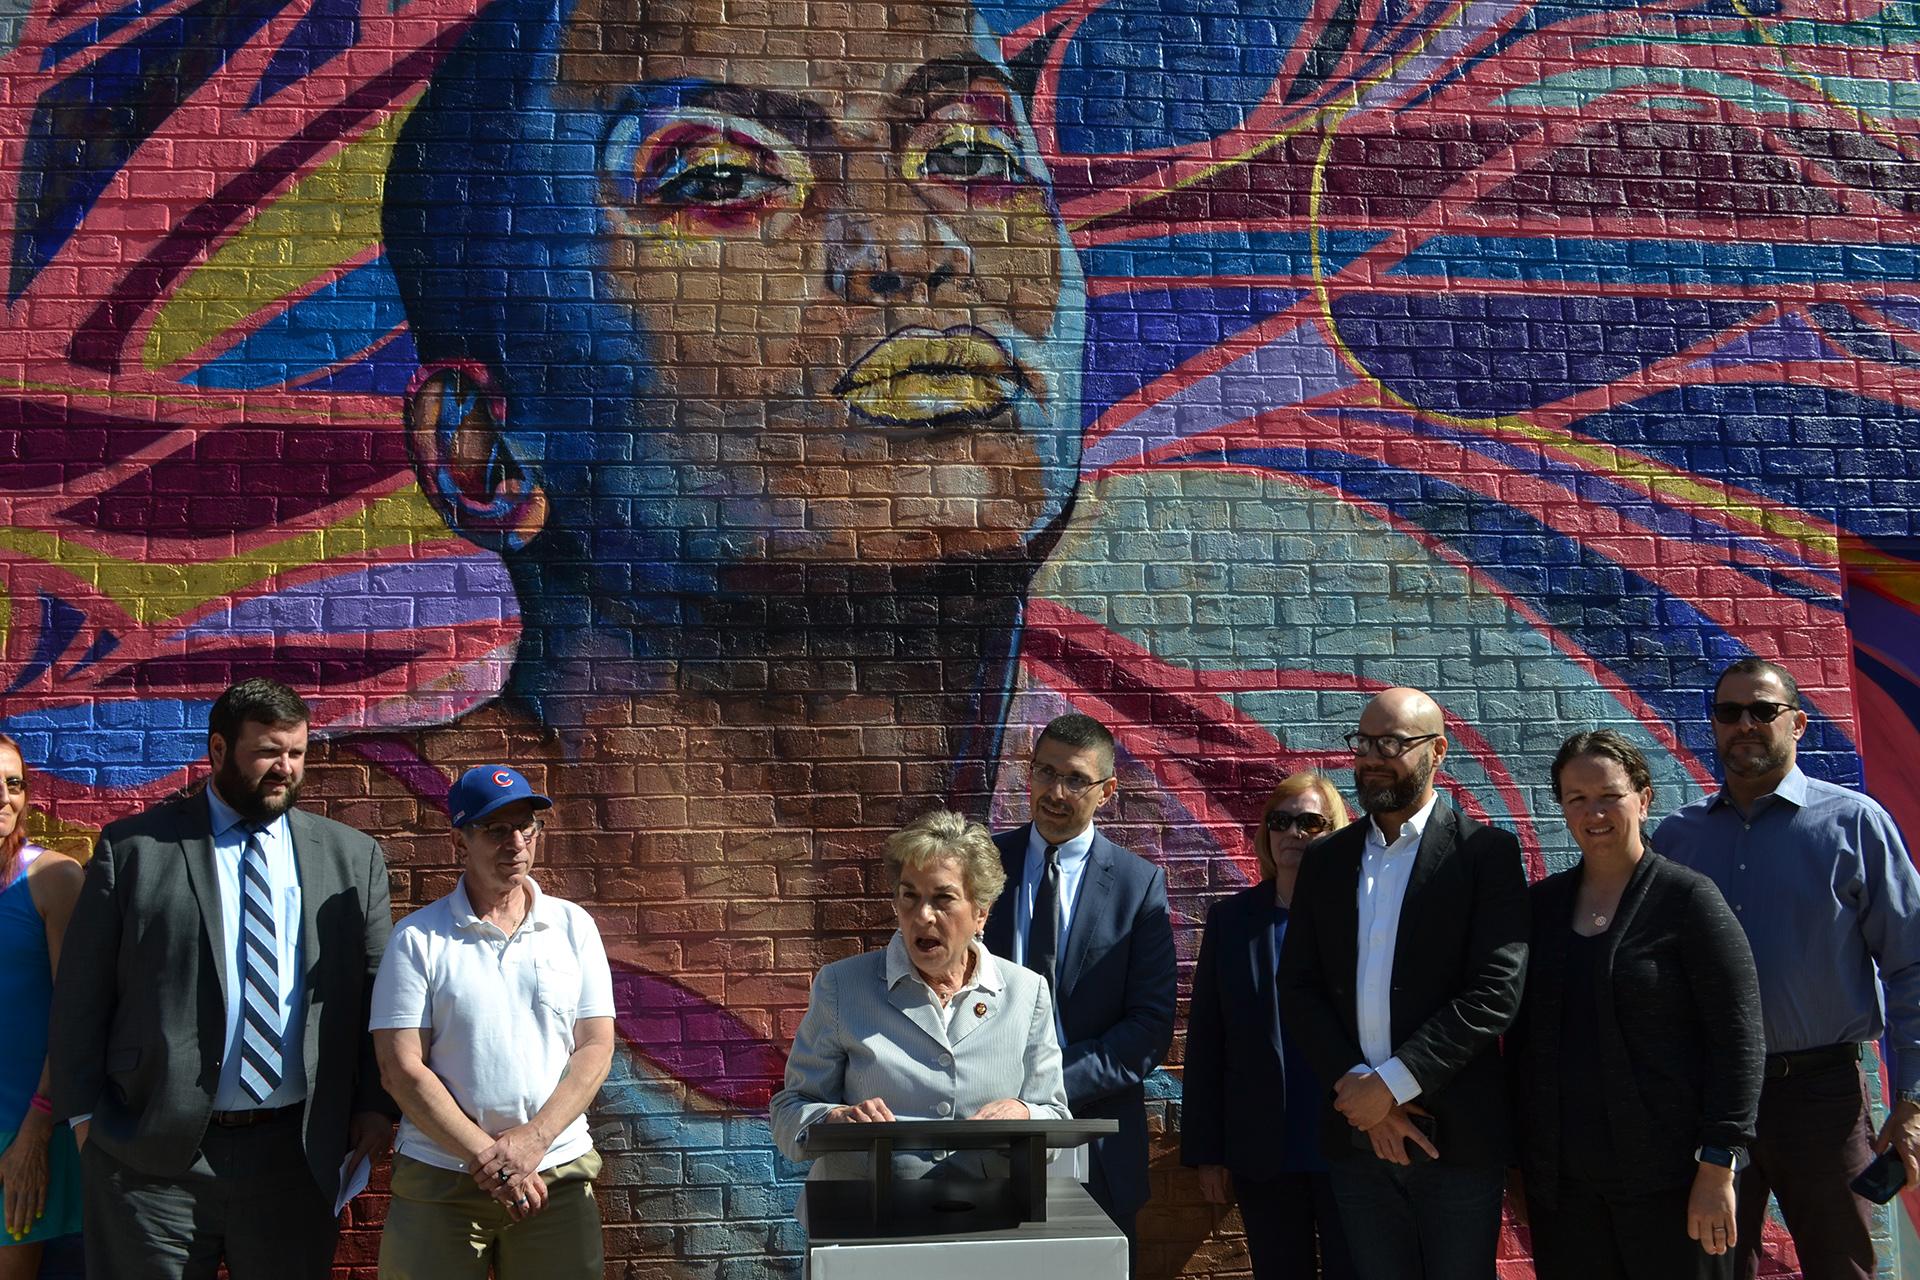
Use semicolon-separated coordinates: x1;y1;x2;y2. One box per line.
834;325;1030;429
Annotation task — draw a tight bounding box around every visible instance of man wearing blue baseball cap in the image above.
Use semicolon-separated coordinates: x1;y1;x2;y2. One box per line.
370;766;615;1278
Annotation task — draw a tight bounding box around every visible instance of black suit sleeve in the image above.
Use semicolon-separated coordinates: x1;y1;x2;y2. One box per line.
1277;839;1367;1089
1680;876;1763;1150
1180;900;1228;1167
1061;863;1177;1106
1392;829;1530;1096
50;831;120;1123
355;837;400;1118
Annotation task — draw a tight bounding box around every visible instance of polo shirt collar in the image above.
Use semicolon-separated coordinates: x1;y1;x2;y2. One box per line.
885;933;1004;994
1707;764;1808;812
451;873;551;932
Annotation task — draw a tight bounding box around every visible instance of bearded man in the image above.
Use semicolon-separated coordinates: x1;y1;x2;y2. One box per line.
50;678;396;1280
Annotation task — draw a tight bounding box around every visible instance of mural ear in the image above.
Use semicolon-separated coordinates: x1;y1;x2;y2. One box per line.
405;363;549;553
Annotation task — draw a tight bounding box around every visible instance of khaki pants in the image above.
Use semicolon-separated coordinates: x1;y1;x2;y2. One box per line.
378;1151;604;1280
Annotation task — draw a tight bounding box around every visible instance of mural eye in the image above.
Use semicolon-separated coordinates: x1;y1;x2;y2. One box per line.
654;159;788;207
905;123;1033;193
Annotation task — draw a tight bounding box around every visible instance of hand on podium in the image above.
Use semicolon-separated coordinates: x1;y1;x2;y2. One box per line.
823;1098;897;1124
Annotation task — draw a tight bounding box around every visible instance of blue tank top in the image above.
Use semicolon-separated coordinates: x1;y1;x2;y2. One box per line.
0;846;55;1122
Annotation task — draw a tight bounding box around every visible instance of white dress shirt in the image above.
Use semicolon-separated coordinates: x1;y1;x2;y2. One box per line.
206;787;307;1111
1353;792;1442;1104
1009;822;1096;967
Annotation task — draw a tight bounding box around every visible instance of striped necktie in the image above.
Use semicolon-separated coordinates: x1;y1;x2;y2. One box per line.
237;823;284;1104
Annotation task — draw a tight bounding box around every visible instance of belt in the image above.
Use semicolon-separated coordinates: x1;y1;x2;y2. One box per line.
1763;1043;1861;1080
208;1103;302;1128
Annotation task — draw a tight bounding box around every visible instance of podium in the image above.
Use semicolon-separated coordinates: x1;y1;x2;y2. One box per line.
797;1119;1125;1279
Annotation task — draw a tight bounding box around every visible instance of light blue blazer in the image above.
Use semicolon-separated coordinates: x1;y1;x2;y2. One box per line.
771;933;1071;1181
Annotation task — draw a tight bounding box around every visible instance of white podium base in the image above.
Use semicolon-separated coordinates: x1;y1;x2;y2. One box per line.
804;1179;1127;1280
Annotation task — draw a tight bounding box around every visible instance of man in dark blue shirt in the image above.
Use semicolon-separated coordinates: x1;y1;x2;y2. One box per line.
1657;657;1920;1280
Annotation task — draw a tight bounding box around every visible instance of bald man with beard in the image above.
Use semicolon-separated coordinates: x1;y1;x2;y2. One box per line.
1276;688;1530;1280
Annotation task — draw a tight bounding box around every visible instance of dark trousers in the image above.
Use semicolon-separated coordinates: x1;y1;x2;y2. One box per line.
1735;1062;1875;1280
80;1116;338;1280
1232;1169;1356;1280
1327;1157;1505;1280
1530;1180;1732;1280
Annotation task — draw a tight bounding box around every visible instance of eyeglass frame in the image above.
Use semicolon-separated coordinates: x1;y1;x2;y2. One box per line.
1710;699;1799;726
1343;731;1442;760
1263;810;1333;837
1029;761;1114;798
467;816;547;845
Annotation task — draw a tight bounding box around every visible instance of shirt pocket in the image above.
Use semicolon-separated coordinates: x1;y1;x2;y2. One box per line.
535;954;581;1023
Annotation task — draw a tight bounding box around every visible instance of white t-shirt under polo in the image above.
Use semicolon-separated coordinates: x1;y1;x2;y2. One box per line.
371;875;616;1173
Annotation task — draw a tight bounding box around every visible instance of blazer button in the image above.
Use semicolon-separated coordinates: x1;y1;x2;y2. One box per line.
939;1053;953;1067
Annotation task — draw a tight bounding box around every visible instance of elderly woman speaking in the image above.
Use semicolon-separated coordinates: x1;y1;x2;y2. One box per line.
772;809;1070;1181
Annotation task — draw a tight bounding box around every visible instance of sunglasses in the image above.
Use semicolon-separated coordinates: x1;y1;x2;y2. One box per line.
1711;700;1798;726
1264;811;1332;837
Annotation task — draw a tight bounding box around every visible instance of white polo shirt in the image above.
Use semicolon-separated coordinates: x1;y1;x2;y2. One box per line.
370;875;616;1173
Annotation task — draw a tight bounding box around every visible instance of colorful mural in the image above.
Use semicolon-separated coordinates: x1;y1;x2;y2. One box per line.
3;0;1920;1270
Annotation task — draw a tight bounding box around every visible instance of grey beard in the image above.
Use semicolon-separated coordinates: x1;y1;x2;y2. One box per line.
1357;760;1433;815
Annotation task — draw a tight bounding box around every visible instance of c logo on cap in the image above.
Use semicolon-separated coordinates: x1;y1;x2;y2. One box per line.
493;771;514;788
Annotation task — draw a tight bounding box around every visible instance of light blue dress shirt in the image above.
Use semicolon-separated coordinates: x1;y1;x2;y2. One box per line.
1009;823;1096;968
1655;765;1920;1092
205;787;307;1110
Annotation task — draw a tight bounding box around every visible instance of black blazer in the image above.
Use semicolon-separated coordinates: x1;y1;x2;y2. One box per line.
1181;880;1301;1179
1276;801;1529;1167
50;791;394;1201
1509;850;1762;1207
984;824;1177;1218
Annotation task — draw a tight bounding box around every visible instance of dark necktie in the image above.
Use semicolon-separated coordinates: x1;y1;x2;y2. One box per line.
1027;844;1061;992
236;824;284;1103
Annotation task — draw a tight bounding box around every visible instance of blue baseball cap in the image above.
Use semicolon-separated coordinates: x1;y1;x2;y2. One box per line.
448;765;552;828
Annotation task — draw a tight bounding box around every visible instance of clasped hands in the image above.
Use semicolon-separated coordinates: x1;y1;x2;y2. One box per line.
469;1122;552;1223
823;1098;1031;1123
1333;1069;1438;1166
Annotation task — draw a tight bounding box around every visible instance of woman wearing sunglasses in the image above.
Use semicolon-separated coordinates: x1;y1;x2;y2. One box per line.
1182;773;1356;1279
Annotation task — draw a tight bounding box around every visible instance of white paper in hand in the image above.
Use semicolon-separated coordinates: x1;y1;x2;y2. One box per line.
335;1153;372;1216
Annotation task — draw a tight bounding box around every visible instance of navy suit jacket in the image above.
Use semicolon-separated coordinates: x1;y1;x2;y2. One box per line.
984;824;1177;1219
1180;880;1302;1179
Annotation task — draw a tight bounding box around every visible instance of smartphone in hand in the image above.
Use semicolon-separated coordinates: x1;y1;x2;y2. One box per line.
1851;1150;1908;1204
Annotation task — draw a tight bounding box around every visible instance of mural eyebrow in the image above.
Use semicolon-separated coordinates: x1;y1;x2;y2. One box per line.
676;82;832;145
895;55;1017;110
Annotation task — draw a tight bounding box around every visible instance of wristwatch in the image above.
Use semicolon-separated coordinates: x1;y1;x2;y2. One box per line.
1896;1088;1920;1108
1694;1144;1749;1172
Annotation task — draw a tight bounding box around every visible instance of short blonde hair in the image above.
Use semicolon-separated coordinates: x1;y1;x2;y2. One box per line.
1255;772;1352;880
884;809;1007;911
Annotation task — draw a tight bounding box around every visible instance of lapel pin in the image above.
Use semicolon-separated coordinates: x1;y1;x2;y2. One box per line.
973;1002;988;1018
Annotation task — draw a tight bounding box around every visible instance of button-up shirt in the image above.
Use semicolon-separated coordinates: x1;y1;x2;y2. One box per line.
1009;823;1096;968
206;787;307;1111
1353;793;1440;1103
1656;765;1920;1091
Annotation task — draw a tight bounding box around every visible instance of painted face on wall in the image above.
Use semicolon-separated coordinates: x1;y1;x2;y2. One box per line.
393;0;1088;675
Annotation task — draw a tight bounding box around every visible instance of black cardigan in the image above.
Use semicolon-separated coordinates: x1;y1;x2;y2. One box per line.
1509;849;1763;1207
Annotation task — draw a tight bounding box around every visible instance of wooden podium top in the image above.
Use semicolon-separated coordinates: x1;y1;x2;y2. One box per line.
797;1118;1117;1155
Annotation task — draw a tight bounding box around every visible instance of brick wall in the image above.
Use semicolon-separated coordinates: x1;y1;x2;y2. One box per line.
5;0;1920;1274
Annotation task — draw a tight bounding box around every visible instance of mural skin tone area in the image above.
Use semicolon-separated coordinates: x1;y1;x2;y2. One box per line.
3;0;1920;1272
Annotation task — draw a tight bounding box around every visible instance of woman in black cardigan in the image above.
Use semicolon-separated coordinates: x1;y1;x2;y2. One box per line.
1511;730;1764;1280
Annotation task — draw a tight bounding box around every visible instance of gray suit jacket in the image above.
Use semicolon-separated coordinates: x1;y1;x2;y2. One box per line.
770;934;1070;1182
50;790;394;1200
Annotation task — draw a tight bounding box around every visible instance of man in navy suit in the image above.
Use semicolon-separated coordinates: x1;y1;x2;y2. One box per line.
984;713;1177;1268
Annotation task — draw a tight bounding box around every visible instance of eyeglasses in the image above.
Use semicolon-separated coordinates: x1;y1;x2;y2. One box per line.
473;817;544;845
1030;762;1113;798
1711;700;1797;726
1264;811;1332;837
1344;732;1441;759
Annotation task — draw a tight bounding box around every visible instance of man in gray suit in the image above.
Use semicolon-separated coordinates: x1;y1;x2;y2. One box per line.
50;678;396;1278
983;713;1177;1267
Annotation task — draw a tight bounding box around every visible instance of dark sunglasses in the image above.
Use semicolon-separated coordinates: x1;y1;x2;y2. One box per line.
1264;811;1332;837
1711;699;1797;726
